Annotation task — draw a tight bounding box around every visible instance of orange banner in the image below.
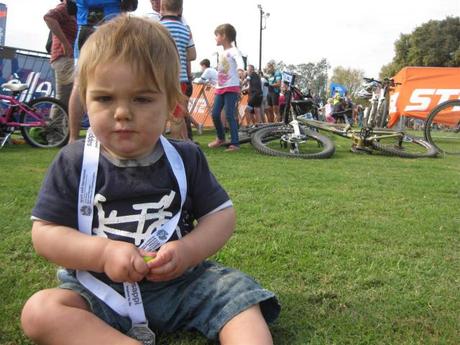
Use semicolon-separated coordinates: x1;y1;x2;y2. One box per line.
188;84;248;127
388;67;460;127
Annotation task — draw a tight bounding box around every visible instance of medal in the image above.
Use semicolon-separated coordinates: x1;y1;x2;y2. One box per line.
127;324;156;345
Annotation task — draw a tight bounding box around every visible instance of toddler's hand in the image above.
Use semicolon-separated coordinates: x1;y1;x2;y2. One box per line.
102;241;149;283
145;240;191;282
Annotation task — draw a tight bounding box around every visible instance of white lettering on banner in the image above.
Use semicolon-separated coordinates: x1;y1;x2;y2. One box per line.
18;72;55;102
35;81;53;97
405;89;460;111
92;191;176;245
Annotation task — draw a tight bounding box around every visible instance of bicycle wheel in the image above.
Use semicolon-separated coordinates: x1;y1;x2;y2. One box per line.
250;125;335;159
20;97;69;148
238;123;282;144
371;133;438;158
424;99;460;155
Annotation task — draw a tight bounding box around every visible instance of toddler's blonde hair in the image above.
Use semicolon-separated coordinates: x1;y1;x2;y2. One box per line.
77;14;183;112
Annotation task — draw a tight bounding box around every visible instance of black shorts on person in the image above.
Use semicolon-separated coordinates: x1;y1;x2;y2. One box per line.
267;92;280;107
248;94;263;108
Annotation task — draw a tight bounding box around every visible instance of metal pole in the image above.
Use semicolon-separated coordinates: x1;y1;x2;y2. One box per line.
258;6;263;72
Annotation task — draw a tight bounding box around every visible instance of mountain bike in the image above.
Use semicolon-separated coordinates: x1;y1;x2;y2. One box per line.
356;77;399;128
251;73;437;158
423;98;460;155
0;79;69;148
249;72;335;159
299;118;438;158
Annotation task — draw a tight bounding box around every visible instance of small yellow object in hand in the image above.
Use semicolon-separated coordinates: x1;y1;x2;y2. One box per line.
143;256;155;263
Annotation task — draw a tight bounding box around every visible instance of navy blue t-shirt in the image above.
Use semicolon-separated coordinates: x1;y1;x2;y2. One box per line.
32;139;231;248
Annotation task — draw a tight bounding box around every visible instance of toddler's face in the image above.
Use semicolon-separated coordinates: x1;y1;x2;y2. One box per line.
85;62;168;160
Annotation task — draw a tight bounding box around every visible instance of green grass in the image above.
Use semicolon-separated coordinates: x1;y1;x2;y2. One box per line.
1;131;459;345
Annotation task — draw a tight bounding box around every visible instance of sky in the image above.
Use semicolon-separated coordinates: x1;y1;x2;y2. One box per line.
1;0;459;77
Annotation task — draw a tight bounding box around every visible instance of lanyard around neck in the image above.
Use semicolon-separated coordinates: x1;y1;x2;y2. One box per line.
76;129;187;324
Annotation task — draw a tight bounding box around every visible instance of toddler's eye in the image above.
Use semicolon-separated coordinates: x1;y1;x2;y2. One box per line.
134;96;152;103
95;96;112;102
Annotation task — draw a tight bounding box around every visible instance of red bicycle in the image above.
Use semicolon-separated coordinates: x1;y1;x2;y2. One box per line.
0;80;69;148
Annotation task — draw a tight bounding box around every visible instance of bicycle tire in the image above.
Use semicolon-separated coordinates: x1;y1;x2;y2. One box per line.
371;134;438;158
423;99;460;155
250;125;335;159
238;123;282;144
20;97;69;148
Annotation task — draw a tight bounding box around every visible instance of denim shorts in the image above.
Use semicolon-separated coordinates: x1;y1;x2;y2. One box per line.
58;261;280;340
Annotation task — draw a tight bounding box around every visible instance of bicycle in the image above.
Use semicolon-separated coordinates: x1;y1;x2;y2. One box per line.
249;72;335;159
423;98;460;155
251;73;438;159
356;77;399;128
0;79;69;149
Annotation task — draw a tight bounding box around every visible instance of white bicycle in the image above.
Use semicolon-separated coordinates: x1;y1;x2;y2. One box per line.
356;77;399;128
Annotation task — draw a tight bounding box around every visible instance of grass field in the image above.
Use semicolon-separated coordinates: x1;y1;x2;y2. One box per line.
0;131;459;345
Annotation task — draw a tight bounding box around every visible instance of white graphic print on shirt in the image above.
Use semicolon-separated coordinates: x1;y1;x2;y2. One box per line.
92;191;177;246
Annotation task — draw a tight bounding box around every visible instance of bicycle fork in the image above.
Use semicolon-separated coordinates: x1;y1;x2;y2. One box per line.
288;119;302;154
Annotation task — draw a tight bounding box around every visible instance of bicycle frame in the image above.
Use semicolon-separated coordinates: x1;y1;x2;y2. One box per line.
1;93;46;128
359;78;397;128
0;93;47;147
298;117;408;149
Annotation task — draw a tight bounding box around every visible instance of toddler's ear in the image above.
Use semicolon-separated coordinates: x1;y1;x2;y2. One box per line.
172;103;186;118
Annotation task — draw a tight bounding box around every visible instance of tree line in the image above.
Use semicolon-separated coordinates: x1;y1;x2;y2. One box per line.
269;16;459;101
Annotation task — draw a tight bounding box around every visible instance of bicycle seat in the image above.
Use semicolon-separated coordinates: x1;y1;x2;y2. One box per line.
1;80;28;92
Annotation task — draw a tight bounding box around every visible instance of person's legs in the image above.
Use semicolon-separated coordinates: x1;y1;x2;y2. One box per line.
68;81;85;143
273;105;281;122
219;304;273;345
223;92;240;147
254;107;262;123
266;93;275;122
21;288;139;345
209;93;226;147
51;57;74;108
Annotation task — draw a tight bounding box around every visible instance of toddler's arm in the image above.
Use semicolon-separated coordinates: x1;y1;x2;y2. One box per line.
145;207;235;281
32;220;149;283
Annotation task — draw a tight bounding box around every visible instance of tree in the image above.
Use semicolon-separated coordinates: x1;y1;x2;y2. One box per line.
270;58;330;98
330;66;365;96
380;16;460;78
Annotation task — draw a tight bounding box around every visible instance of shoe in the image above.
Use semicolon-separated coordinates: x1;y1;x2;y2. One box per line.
197;124;204;135
208;138;225;148
225;144;240;152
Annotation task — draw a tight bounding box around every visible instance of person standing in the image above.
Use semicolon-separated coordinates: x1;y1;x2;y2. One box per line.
208;23;244;152
160;0;196;140
43;0;77;108
259;72;269;123
242;64;263;125
265;61;282;122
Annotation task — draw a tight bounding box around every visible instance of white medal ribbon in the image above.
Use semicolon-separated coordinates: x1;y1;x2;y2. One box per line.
76;128;186;326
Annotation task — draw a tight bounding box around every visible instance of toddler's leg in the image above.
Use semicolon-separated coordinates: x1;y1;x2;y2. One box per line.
219;304;273;345
21;288;140;345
